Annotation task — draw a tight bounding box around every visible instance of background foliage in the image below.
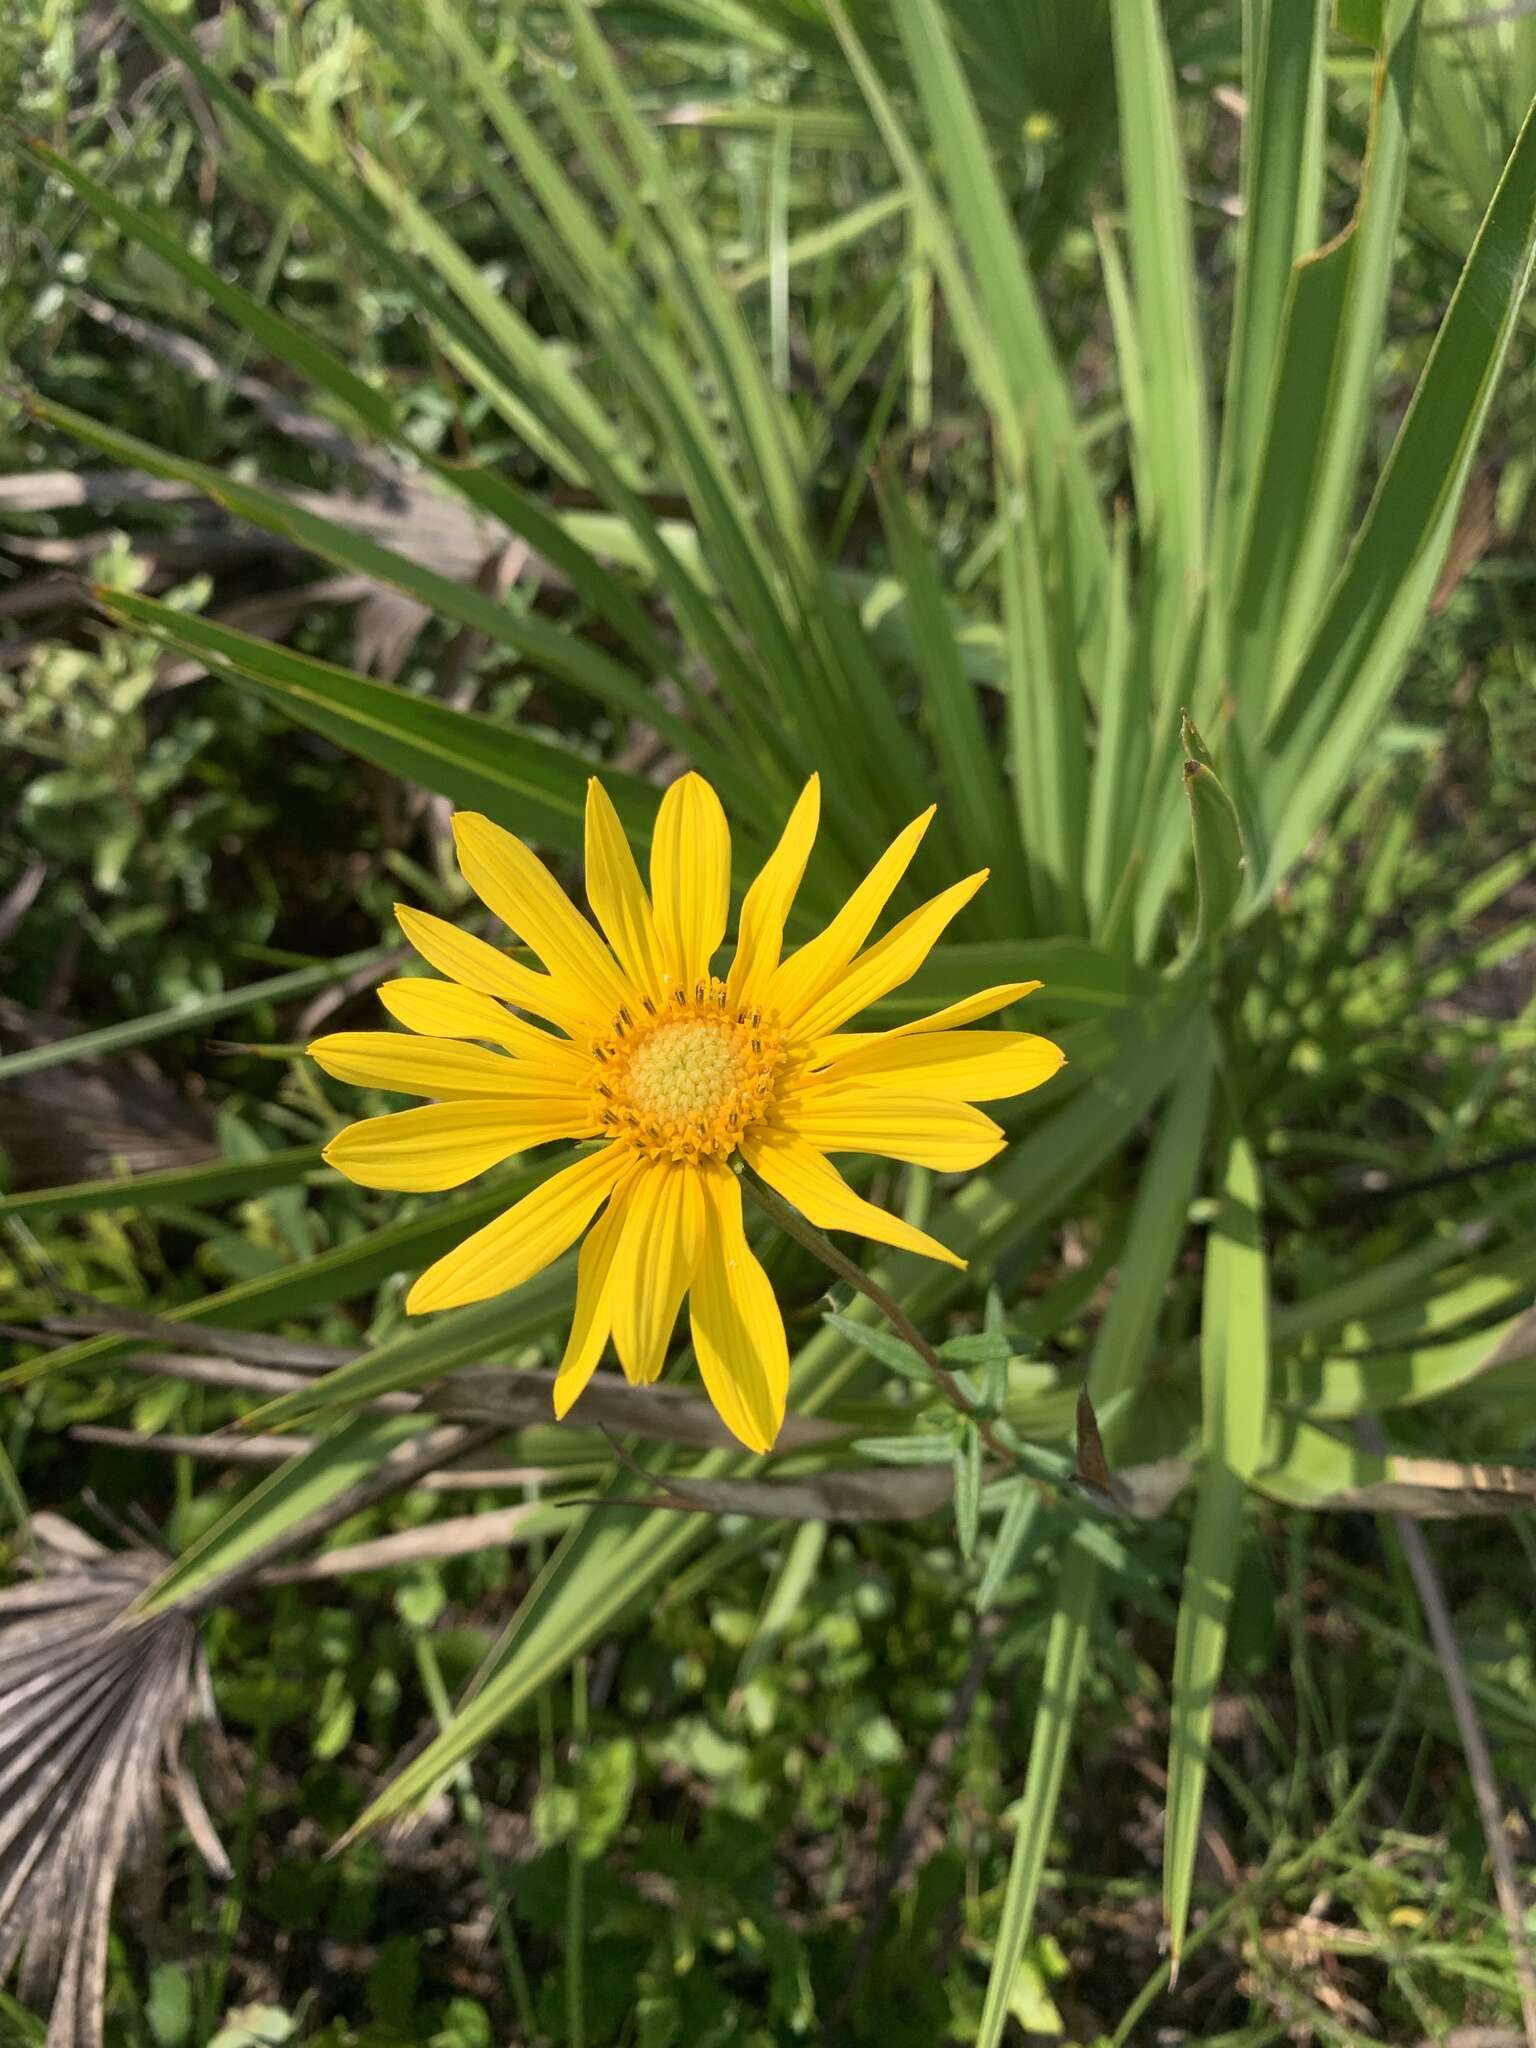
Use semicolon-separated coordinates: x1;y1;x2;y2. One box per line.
4;0;1536;2042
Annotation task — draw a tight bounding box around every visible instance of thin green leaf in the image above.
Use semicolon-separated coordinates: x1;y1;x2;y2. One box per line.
974;1483;1039;1612
953;1425;982;1560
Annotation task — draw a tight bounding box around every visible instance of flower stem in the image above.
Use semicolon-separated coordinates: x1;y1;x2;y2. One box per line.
742;1175;1015;1461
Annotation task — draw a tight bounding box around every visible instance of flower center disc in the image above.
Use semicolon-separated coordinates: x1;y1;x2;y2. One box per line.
594;980;783;1162
626;1021;742;1127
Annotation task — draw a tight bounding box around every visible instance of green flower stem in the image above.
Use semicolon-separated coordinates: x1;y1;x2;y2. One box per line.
741;1174;1017;1465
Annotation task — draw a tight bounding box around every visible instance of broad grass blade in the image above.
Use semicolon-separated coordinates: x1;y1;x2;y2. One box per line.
975;1035;1212;2034
1163;1134;1270;1960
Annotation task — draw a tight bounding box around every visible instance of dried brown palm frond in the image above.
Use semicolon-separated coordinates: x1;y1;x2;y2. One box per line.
0;1516;229;2048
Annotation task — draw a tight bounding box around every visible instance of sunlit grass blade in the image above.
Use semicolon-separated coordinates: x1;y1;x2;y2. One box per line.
1108;0;1209;593
875;0;1109;608
1080;516;1151;947
1287;1293;1536;1418
1257;86;1536;892
1228;0;1421;720
239;1281;581;1433
1164;1133;1270;1961
998;473;1087;934
1210;0;1328;598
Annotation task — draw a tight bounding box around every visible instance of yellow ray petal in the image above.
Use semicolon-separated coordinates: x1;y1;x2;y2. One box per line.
812;1030;1065;1102
407;1142;630;1313
776;1085;1004;1171
740;1126;964;1268
611;1160;705;1384
726;776;820;1010
452;812;630;1019
767;805;935;1028
309;1031;588;1102
650;772;730;991
395;903;594;1037
688;1163;788;1453
553;1177;636;1418
791;870;988;1041
323;1100;591;1192
377;979;590;1074
585;778;666;998
808;981;1043;1064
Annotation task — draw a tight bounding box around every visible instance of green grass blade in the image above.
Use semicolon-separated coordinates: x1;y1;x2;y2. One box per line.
240;1279;579;1432
1082;517;1144;935
0;1146;323;1224
0;951;389;1083
136;1411;432;1615
975;1537;1099;2048
1108;0;1210;584
1257;84;1536;893
999;475;1086;934
729;189;908;291
27;395;740;804
2;1178;539;1388
1229;0;1422;721
878;0;1109;603
1287;1295;1536;1417
873;469;1028;927
1088;1024;1214;1415
97;589;656;857
975;1033;1212;2036
1211;0;1329;596
1163;1133;1270;1961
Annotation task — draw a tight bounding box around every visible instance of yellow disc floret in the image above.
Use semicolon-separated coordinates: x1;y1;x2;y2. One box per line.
593;978;784;1162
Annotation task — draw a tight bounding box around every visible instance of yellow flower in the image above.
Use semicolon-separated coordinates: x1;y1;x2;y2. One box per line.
310;775;1063;1451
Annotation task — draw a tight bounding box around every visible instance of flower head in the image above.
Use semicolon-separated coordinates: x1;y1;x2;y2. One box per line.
311;775;1063;1450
